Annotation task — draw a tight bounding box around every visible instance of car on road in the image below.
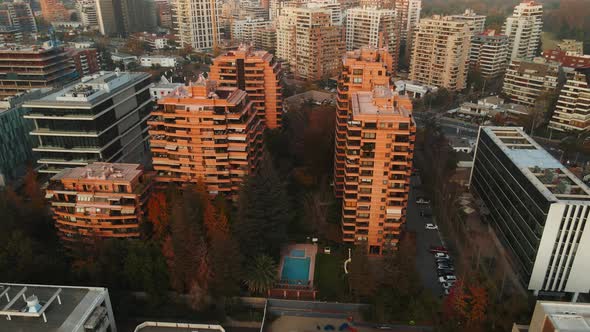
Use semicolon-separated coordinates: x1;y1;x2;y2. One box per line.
429;246;448;254
441;282;455;289
439;275;457;283
416;197;431;204
443;288;451;296
434;252;449;259
437;264;454;271
435;258;452;265
425;223;438;230
437;269;454;277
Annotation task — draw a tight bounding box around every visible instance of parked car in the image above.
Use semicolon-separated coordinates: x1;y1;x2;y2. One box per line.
435;258;452;265
429;246;448;254
442;282;455;290
437;269;454;277
425;223;438;230
443;288;451;296
437;264;454;271
416;197;431;204
439;275;457;283
434;252;449;259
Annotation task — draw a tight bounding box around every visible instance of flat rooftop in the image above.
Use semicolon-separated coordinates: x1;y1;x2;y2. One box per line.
51;162;142;183
0;283;108;332
24;71;149;107
482;127;590;202
351;87;411;117
540;301;590;331
134;322;225;332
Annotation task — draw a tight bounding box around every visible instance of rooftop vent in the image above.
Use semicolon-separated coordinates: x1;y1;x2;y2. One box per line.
26;295;42;313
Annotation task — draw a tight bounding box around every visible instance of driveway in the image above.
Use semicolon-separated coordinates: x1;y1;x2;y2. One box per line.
406;175;445;296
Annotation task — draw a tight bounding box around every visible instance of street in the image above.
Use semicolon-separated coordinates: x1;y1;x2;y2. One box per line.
406;175;445;297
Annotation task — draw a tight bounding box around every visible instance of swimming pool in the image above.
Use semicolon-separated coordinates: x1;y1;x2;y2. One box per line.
281;256;311;284
290;249;305;258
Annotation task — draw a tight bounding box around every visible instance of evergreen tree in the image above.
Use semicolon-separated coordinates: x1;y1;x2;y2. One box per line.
244;254;278;295
235;155;292;259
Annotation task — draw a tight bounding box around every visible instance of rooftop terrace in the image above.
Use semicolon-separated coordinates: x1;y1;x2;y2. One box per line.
483;127;590;202
50;162;142;182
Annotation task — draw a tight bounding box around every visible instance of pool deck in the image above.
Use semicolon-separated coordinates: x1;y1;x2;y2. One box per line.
279;244;318;287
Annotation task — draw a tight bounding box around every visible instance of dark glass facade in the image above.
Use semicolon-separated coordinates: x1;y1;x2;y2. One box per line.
470;129;551;282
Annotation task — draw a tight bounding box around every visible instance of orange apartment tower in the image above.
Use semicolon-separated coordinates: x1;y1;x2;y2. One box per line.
334;47;415;255
39;0;69;22
46;162;153;247
148;76;262;198
209;46;283;129
334;47;394;197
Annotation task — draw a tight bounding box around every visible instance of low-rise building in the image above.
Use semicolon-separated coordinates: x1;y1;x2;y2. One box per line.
150;81;184;100
46;162;152;244
253;26;276;53
130;32;175;50
0;25;22;44
139;55;179;68
542;49;590;69
393;80;438;98
557;39;584;56
502;59;561;107
471;126;590;298
231;17;272;44
548;68;590;132
135;321;225;331
111;52;138;65
68;48;101;77
0;283;116;332
513;301;590;332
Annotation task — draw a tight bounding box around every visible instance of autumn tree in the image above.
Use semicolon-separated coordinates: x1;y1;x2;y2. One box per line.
146;190;170;240
348;244;376;301
443;279;489;331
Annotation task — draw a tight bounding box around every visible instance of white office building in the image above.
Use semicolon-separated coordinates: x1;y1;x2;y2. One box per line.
450;8;486;34
471;126;590;299
172;0;221;50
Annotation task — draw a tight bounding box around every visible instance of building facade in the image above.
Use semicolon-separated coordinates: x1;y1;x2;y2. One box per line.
276;6;343;81
470;126;590;297
76;0;99;29
409;15;472;91
502;1;543;61
557;39;584;56
23;71;153;174
0;2;37;35
450;9;486;34
389;0;421;43
339;85;415;255
0;43;77;99
502;59;560;107
548;69;590;132
254;27;276;53
68;48;101;77
148;78;263;198
172;0;221;51
345;7;399;72
231;17;272;44
39;0;69;23
96;0;157;36
470;30;509;79
542;49;590;69
334;47;394;197
209;46;283;129
46;162;152;244
513;301;590;331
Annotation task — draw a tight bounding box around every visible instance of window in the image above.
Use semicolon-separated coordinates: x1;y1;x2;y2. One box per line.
386;134;393;138
353;69;363;75
363;132;376;139
353;77;362;84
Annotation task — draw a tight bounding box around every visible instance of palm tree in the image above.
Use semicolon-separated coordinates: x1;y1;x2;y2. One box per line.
244;254;278;295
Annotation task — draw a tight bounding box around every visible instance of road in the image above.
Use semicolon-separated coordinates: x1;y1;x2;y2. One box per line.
406;175;445;297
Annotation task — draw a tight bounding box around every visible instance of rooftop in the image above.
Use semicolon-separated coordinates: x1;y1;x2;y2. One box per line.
351;87;411;117
134;321;225;332
0;283;109;332
51;162;143;183
24;71;150;107
482;127;590;202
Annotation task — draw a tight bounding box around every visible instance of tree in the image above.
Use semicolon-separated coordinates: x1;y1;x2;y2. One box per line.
348;245;376;301
146;191;170;240
244;254;278;295
124;240;169;304
234;155;292;259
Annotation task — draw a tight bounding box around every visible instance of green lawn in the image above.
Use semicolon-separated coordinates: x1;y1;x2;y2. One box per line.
314;252;349;301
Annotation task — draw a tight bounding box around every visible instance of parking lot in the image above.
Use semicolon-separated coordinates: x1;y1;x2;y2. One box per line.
406;175;450;297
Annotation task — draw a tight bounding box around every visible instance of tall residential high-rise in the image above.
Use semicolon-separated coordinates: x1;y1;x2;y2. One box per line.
502;1;543;61
334;47;394;197
254;26;276;53
0;2;37;35
390;0;421;43
548;68;590;132
231;17;272;44
342;88;414;254
172;0;221;51
345;7;399;73
23;71;153;174
148;78;263;198
450;8;486;34
469;30;509;79
502;59;560;107
46;162;152;245
276;6;343;81
39;0;69;22
0;43;77;99
209;46;283;129
470;126;590;298
409;15;472;91
77;0;99;29
96;0;157;36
